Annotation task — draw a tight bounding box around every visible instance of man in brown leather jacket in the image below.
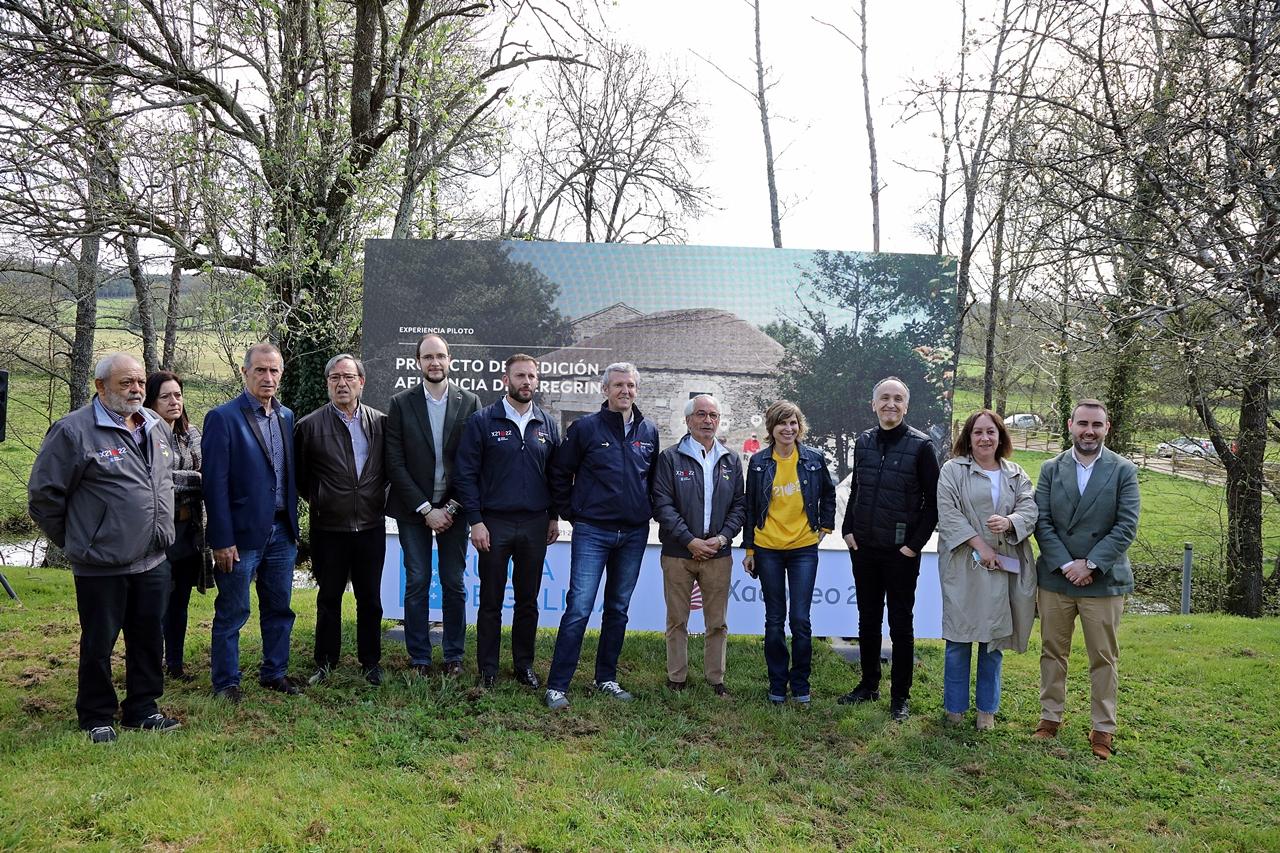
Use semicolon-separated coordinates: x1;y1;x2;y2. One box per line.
295;354;388;685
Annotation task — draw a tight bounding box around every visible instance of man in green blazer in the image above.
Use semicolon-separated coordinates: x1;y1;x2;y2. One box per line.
1032;399;1139;759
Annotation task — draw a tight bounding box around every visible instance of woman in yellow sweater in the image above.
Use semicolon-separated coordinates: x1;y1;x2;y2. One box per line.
742;400;836;704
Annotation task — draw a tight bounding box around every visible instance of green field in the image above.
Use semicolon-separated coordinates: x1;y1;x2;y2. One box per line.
0;569;1276;851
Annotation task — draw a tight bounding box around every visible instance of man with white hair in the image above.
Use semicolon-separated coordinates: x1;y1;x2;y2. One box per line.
543;363;659;710
29;352;179;742
651;394;745;696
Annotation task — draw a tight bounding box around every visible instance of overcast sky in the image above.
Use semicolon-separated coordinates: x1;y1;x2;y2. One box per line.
605;0;964;256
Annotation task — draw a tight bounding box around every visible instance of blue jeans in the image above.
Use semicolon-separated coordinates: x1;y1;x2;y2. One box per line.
211;520;297;691
547;521;648;692
755;545;819;700
943;640;1003;714
399;517;469;665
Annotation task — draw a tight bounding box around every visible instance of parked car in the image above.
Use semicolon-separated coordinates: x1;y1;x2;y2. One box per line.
1156;437;1217;458
1003;413;1044;430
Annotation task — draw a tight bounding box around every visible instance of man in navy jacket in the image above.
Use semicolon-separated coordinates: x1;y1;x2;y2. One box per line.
454;354;560;690
543;362;658;710
203;342;301;702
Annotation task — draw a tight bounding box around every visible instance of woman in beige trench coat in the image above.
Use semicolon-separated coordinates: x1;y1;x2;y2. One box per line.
936;409;1038;730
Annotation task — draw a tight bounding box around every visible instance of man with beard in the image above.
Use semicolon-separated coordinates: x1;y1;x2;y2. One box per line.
295;354;388;686
1032;399;1139;759
204;342;302;702
385;334;480;677
29;352;179;741
454;354;560;689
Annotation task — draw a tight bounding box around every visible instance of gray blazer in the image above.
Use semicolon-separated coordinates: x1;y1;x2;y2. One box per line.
1033;446;1140;597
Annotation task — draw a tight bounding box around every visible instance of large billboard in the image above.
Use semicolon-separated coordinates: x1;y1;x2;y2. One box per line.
362;240;957;638
362;240;956;455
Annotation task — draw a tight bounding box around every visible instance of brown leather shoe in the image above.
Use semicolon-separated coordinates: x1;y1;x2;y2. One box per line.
1032;719;1060;740
1089;730;1114;760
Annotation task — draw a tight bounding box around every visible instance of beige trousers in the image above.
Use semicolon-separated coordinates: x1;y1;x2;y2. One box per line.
1038;587;1125;733
661;555;732;685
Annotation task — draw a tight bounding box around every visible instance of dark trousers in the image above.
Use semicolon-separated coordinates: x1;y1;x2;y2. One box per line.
162;553;200;672
312;527;386;670
74;561;170;729
755;545;820;699
399;517;470;665
476;512;550;676
850;546;921;701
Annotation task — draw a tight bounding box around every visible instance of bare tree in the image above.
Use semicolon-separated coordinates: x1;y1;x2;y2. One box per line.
695;0;784;247
814;1;882;252
0;0;592;413
504;42;709;243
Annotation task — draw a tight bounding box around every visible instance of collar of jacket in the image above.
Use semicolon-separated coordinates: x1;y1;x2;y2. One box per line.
597;401;646;429
875;421;909;446
953;454;1020;476
93;395;163;436
491;397;546;425
676;432;731;466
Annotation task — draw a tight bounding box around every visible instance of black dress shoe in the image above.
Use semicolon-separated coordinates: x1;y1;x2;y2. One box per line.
890;698;911;722
514;667;541;689
444;660;463;677
363;667;383;686
259;676;302;695
167;667;196;683
711;683;730;698
837;684;881;705
480;673;497;689
214;686;242;704
666;679;687;692
412;663;432;677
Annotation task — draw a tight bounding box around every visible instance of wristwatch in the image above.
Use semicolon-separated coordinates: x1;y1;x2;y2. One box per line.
1085;559;1098;571
717;535;729;548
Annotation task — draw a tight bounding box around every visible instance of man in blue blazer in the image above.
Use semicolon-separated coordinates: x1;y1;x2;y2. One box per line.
203;342;301;702
1032;399;1139;759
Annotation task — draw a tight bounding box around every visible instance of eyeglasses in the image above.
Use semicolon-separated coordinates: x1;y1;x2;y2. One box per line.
326;373;360;383
690;411;720;420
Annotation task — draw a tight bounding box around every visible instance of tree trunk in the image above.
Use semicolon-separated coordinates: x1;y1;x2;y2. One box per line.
124;233;158;374
982;203;1007;410
1224;377;1266;617
753;0;782;248
857;0;880;253
276;267;350;417
163;258;182;370
1054;256;1072;449
69;234;100;412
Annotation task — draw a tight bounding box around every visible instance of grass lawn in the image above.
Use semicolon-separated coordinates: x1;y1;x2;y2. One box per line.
1;568;1277;851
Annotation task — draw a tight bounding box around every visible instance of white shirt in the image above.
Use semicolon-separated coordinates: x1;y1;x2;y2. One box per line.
416;383;450;512
979;468;1001;509
1071;448;1098;496
1062;449;1101;570
679;433;728;535
502;396;535;438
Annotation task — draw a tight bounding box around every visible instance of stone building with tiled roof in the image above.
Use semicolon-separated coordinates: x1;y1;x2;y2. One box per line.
538;307;785;447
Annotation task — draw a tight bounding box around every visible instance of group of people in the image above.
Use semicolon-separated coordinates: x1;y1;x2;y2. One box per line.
27;335;1138;760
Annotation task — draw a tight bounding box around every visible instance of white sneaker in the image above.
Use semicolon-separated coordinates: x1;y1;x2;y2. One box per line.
545;689;569;711
593;680;633;701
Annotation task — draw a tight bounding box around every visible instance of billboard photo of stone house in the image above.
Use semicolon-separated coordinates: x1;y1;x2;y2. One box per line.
538;305;784;449
361;240;956;473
